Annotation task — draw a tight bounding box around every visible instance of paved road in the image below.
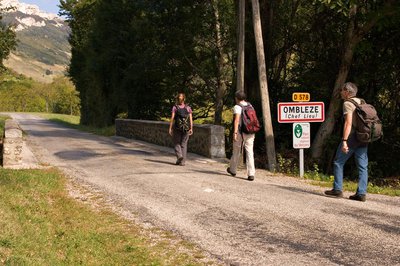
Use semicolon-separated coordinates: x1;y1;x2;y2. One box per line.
9;114;400;265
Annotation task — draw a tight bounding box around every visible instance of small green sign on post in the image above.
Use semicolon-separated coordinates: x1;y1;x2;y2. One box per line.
293;123;310;149
293;123;310;178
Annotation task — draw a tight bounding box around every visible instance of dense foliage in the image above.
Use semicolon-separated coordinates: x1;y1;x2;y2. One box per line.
61;0;399;180
0;70;80;115
60;0;236;127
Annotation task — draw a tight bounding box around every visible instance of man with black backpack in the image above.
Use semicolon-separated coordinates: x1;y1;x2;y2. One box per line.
168;92;193;166
325;82;374;202
227;91;260;181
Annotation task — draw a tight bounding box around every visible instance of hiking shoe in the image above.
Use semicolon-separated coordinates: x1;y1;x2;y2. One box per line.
176;157;183;165
179;161;185;166
349;194;366;202
247;176;254;181
226;167;236;177
324;189;343;197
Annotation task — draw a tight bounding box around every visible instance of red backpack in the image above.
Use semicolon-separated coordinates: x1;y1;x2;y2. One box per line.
240;103;261;134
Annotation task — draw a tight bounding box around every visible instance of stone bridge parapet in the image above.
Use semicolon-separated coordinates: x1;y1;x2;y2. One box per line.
2;119;23;168
115;119;226;158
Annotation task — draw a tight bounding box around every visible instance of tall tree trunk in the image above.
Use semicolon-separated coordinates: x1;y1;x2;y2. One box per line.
212;0;227;125
251;0;277;171
236;0;245;93
265;0;273;71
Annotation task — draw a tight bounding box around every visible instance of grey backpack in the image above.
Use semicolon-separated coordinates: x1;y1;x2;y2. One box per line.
346;98;383;143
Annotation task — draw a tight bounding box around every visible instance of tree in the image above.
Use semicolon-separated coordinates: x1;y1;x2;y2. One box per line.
250;0;276;171
59;0;99;124
236;0;245;93
0;4;17;68
211;0;234;125
37;82;56;113
51;76;80;115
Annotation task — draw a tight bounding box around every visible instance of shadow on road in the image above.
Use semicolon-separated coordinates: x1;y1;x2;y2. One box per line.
336;208;400;236
191;169;231;177
144;158;176;166
271;184;325;197
55;149;154;160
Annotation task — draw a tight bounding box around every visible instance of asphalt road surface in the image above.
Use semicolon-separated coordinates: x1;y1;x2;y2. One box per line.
8;114;400;265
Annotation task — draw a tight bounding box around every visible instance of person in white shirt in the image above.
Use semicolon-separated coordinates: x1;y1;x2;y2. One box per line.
227;91;256;181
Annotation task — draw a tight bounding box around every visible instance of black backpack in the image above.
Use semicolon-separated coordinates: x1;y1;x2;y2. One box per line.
239;103;261;134
174;105;190;132
346;98;383;143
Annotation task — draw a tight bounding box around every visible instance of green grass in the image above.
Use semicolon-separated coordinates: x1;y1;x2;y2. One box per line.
35;113;115;136
0;168;214;265
309;179;400;197
303;171;400;196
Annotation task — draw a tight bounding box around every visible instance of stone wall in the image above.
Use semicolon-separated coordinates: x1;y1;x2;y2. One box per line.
115;119;226;158
3;119;23;168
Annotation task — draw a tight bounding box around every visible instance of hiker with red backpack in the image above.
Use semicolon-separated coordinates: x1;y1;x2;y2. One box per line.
325;82;382;202
227;91;261;181
169;92;193;166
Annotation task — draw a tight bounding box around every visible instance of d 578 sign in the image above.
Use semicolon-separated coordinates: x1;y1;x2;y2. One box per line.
278;102;325;123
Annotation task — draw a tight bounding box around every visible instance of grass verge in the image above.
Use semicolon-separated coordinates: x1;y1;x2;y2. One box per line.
308;179;400;196
35;113;115;136
0;168;215;265
278;155;400;196
303;171;400;196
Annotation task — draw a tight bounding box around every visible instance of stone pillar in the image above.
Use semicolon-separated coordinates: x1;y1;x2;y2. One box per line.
209;125;225;158
3;119;23;168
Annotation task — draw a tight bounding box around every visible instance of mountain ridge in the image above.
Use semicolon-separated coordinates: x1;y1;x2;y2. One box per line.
1;0;61;21
2;0;70;83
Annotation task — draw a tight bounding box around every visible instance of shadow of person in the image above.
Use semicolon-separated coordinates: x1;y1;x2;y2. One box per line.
144;158;177;166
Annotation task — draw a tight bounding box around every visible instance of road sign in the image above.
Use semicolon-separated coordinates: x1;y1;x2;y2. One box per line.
277;102;325;123
293;123;310;149
292;93;310;102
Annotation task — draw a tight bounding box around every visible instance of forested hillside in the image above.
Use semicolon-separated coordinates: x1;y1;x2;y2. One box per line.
59;0;399;181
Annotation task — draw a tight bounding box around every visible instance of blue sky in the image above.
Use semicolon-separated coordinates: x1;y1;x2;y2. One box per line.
22;0;60;14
